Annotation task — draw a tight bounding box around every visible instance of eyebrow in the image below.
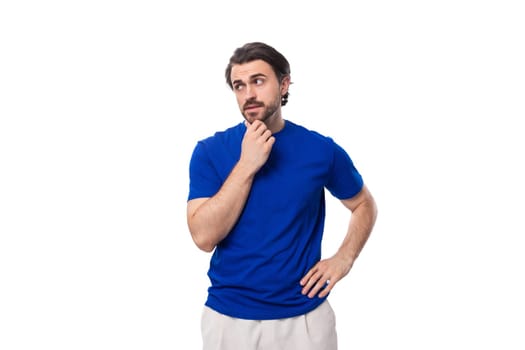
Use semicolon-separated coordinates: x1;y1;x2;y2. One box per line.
232;73;267;86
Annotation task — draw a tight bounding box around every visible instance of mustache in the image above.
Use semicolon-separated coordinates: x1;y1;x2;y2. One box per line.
243;101;264;110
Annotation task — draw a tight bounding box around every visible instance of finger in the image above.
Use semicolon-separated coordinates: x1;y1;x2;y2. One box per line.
317;280;334;298
256;123;269;137
308;277;333;298
266;136;276;148
244;120;258;133
249;119;264;131
262;130;273;142
300;267;316;286
306;278;327;298
301;271;322;295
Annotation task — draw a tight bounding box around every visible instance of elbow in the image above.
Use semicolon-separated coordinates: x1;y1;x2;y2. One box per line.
197;242;216;253
368;197;379;227
363;187;378;222
191;231;217;253
187;216;217;252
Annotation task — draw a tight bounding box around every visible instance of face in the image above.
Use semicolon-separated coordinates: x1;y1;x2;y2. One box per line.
230;59;290;125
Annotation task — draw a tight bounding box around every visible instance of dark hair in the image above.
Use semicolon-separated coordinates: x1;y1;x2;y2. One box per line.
225;42;291;106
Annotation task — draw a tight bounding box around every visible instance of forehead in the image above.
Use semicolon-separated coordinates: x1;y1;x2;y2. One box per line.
230;59;276;82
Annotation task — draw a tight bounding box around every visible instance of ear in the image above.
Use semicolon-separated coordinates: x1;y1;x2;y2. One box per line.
280;75;291;95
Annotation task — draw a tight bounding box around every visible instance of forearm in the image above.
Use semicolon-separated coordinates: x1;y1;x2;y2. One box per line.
188;162;255;252
336;195;378;267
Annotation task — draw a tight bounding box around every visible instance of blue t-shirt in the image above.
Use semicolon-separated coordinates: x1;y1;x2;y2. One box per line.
187;120;364;320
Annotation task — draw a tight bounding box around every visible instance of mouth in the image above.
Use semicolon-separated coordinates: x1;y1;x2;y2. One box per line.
244;103;263;111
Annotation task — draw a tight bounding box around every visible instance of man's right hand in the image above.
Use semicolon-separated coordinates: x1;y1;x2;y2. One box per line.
240;120;275;173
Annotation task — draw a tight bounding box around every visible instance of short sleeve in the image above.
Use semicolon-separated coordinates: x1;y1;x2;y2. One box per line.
187;141;222;201
325;141;364;200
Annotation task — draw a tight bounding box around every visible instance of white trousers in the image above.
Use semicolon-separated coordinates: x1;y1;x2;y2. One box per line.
201;300;338;350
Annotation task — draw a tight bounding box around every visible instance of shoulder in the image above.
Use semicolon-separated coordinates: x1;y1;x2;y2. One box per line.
284;120;337;148
196;122;245;148
190;122;244;170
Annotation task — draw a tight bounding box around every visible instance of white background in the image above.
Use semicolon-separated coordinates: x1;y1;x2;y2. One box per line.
1;0;524;349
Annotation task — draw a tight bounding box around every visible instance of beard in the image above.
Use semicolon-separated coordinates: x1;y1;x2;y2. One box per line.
242;95;280;123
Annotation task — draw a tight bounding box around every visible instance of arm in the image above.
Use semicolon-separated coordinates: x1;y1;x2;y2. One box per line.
300;184;378;298
187;162;255;252
187;120;275;252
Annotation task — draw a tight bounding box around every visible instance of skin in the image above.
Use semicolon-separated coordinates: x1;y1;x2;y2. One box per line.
187;59;378;298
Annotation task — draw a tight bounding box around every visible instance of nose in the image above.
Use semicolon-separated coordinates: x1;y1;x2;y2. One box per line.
244;84;256;100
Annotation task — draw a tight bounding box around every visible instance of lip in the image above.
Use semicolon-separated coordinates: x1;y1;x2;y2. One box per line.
244;104;263;111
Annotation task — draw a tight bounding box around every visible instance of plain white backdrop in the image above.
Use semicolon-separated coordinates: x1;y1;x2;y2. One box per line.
1;1;524;349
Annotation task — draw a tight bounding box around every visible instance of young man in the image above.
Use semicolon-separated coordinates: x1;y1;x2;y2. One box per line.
186;42;378;350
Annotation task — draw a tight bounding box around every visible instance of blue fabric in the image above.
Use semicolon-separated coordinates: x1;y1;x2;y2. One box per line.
187;120;364;320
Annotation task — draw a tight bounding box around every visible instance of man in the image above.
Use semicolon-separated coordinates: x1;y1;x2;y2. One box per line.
186;42;377;350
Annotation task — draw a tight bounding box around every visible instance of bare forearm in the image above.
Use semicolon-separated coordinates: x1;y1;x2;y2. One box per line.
299;189;377;299
336;194;378;266
188;162;255;252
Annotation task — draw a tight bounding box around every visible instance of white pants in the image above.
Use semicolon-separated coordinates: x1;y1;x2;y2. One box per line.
201;300;338;350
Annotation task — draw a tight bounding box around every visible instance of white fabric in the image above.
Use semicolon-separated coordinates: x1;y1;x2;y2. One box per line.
201;300;338;350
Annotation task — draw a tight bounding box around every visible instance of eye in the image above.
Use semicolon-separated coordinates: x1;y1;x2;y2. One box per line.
254;78;264;85
233;83;244;91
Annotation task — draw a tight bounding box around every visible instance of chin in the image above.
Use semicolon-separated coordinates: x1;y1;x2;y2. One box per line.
243;113;261;123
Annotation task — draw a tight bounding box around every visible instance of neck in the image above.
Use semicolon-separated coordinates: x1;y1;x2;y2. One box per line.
268;117;285;133
265;110;285;133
